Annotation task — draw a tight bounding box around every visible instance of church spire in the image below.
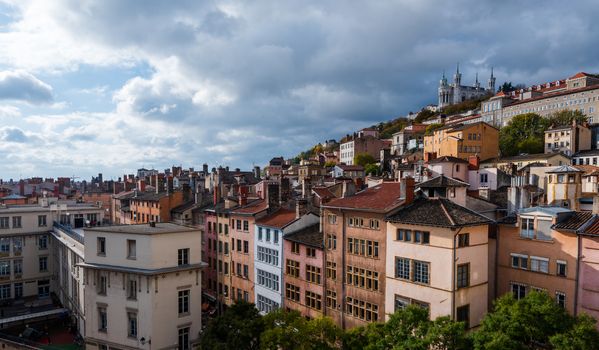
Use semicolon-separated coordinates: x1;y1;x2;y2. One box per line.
453;62;461;86
475;72;480;89
487;66;496;92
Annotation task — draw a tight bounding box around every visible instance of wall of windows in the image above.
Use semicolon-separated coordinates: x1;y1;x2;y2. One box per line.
346;297;378;322
257;246;279;266
257;269;280;292
347;237;379;258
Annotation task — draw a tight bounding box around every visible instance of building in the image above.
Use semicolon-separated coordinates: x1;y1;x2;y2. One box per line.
390;124;427;156
322;180;412;328
80;223;205;350
283;223;325;319
573;149;599;167
438;65;494;109
126;190;186;224
546;165;584;210
331;165;365;180
482;153;570;173
254;207;319;314
423;122;499;162
578;215;599;322
340;135;390;165
496;207;590;315
480;92;514;127
298;164;328;184
545;122;591;156
498;72;599;125
202;201;230;303
385;197;491;328
426;156;469;182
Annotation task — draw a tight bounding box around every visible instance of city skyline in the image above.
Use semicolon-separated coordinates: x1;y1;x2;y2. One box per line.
1;1;599;179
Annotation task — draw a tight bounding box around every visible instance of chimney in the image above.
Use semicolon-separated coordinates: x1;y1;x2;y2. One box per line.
239;185;248;206
19;180;24;196
138;180;146;192
203;163;209;174
267;183;280;213
213;186;219;206
341;180;355;198
593;196;599;215
400;176;415;205
254;166;261;180
468;155;480;170
296;199;308;219
53;185;59;197
302;178;312;198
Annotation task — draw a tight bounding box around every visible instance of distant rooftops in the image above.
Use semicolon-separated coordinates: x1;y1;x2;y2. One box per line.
417;175;469;188
284;223;322;248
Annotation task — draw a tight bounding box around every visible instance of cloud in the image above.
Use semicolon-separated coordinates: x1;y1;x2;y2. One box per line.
0;105;21;118
0;126;28;142
1;0;599;178
0;70;53;104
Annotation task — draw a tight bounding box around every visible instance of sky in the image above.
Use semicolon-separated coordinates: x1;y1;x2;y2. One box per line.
1;0;599;180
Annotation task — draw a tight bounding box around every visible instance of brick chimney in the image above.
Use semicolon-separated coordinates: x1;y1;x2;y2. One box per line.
400;176;415;205
302;178;312;198
239;185;248;206
267;183;280;213
19;180;24;196
138;180;146;192
468;155;480;170
296;198;308;219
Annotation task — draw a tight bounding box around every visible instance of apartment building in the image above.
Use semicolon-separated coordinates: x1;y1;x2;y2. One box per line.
202;202;229;302
254;208;319;314
81;223;205;350
497;207;586;315
390;124;427;156
322;180;411;329
501;72;599;125
340;135;390;165
126;190;186;224
385;197;491;328
0;201;104;303
545;122;591;156
283;223;325;319
423;122;499;162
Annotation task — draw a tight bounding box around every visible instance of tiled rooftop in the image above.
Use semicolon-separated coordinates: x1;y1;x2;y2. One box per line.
284;223;322;248
256;208;297;228
323;182;403;212
553;211;594;231
417;175;469;188
386;197;491;228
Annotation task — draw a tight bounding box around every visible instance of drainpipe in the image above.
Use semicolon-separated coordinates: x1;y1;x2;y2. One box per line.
341;210;347;330
452;227;464;321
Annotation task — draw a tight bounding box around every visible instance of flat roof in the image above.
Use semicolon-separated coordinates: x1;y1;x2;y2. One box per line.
85;222;198;235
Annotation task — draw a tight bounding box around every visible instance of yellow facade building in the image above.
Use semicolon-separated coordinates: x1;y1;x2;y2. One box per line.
424;122;499;162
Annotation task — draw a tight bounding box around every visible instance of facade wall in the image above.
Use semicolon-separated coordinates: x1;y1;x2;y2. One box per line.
203;212;218;297
385;223;488;328
283;240;325;320
254;224;284;312
424;123;499;162
497;218;578;314
324;208;386;329
579;235;599;320
429;163;468;182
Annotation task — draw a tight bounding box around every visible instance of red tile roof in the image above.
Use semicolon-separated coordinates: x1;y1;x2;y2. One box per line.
338;165;364;171
312;187;335;199
323;182;403;212
256;208;297;228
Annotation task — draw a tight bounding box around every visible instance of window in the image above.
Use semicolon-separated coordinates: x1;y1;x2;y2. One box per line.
258;227;263;240
0;217;8;229
395;257;410;280
456;304;470;328
178;327;190;350
257;294;279;313
257;246;279;266
346;297;378;322
127;312;138;338
97;237;106;255
326;261;337;280
98;307;107;332
285;283;300;302
38;280;50;297
530;256;549;273
13;259;22;276
414;231;430;244
178;248;189;265
393;294;429;312
520;218;534;239
243;220;249;231
326;234;337;250
327;214;337;224
346;265;379;291
236;220;242;230
243;240;249;254
127;276;137;300
306;265;321;284
38;215;47;227
305;291;322;310
326;290;337;309
12;238;22;256
369;219;380;230
127;240;136;259
291;242;300;254
273;230;279;244
457;264;469;288
14;282;22;299
286;259;300;278
511;254;528;269
556;292;566;308
347;237;379;258
97;273;107;295
413;260;430;284
237;239;242;252
457;233;469;247
38;235;48;250
12;216;21;228
178;289;190;315
396;229;412;242
243;264;249;278
266;229;271;242
557;260;567;277
257;269;280;291
306;247;316;258
0;238;9;256
39;256;48;272
0;262;9;279
511;283;527;300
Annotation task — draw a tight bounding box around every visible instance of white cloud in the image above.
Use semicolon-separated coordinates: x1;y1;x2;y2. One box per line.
0;70;53;104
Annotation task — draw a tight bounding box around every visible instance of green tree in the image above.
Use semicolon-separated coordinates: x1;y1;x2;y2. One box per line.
499;113;549;156
550;314;599;350
353;153;376;167
426;316;471;350
364;163;379;176
472;291;574;350
547;109;588;127
414;109;438;123
324;160;337;167
199;301;264;350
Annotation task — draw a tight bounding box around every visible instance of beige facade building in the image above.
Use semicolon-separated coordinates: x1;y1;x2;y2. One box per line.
81;223;205;350
423;122;499;162
385;198;491;328
544;123;591;156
